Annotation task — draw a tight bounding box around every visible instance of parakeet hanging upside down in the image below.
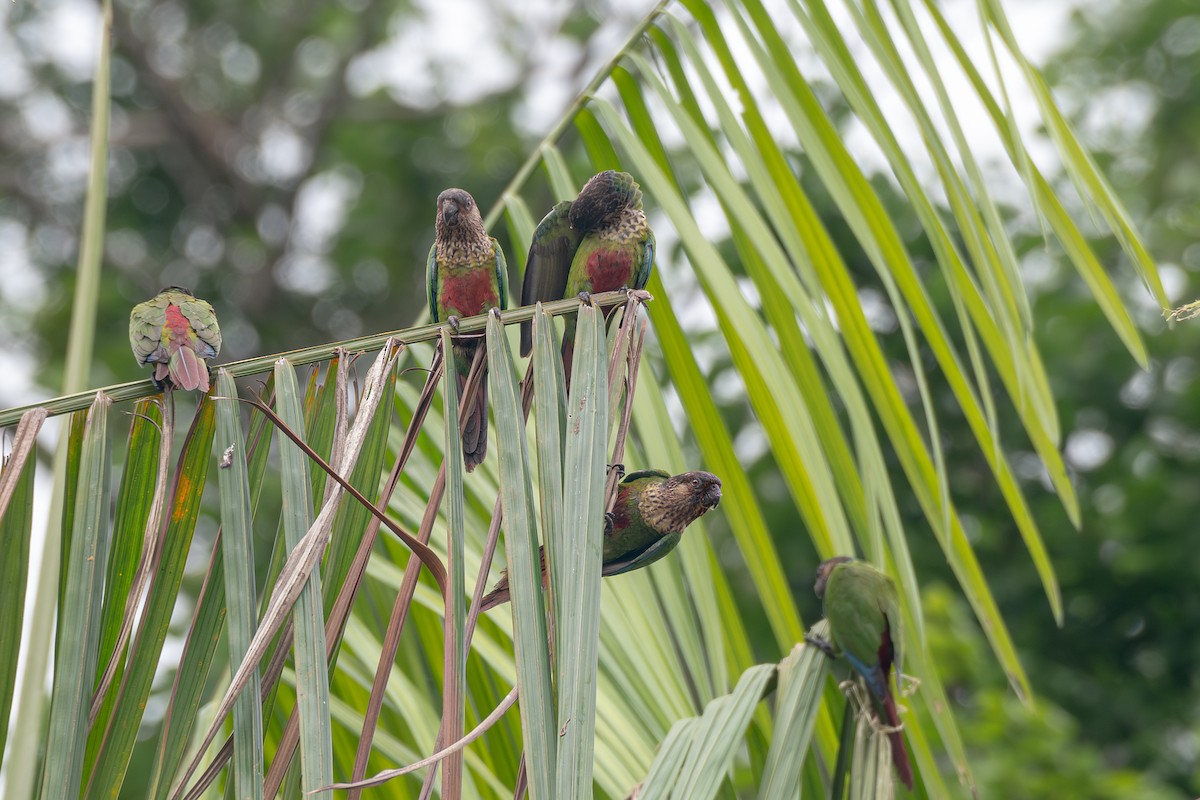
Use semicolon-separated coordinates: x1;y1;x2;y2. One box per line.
810;556;913;790
128;286;221;393
518;170;654;386
427;187;509;472
480;469;721;611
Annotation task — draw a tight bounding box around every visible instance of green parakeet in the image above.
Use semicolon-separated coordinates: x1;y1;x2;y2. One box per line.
811;556;913;790
517;170;654;385
480;469;721;610
427;187;509;472
128;286;221;393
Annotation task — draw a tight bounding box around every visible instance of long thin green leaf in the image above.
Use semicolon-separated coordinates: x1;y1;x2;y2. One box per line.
441;331;468;800
591;98;806;650
555;303;608;799
0;409;44;759
148;389;275;799
619;49;859;562
40;392;111;799
918;0;1151;369
698;11;1034;695
214;369;264;799
85;397;218;799
722;0;1061;630
86;398;165;775
148;536;227;800
757;636;830;800
486;311;555;799
669;664;774;800
55;373;88;679
980;0;1166;308
532;307;567;627
644;11;926;641
633;718;701;800
275;360;334;797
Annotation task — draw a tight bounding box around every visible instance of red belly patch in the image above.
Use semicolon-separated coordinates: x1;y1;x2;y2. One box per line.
441;269;498;317
164;303;191;337
586;250;634;292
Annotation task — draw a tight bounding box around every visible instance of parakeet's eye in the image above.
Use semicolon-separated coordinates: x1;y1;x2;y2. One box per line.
465;198;473;208
691;478;700;487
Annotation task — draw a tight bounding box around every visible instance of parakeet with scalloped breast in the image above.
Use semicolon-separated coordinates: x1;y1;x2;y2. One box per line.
518;171;653;386
811;556;913;790
129;286;221;393
428;187;508;471
480;469;720;611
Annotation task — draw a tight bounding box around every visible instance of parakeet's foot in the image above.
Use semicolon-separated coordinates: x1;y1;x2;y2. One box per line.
447;315;462;334
608;463;625;479
576;291;593;305
805;633;837;659
603;512;615;535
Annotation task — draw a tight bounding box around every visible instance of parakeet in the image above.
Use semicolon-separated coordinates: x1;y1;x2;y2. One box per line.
518;170;654;385
480;469;721;611
428;187;509;472
128;286;222;393
811;556;913;790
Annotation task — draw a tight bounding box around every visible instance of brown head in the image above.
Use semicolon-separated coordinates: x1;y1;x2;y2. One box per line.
568;171;643;233
813;556;853;599
434;188;487;245
636;470;722;534
158;286;195;297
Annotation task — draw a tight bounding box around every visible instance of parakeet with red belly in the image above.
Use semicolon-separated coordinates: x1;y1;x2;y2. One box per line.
428;187;508;472
518;171;653;386
810;556;913;790
479;469;720;611
129;286;222;393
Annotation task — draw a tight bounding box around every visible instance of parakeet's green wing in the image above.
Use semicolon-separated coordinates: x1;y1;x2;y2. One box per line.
519;201;581;355
633;229;655;291
601;531;682;577
880;571;902;674
426;243;440;323
492;239;509;311
129;296;168;365
826;564;900;670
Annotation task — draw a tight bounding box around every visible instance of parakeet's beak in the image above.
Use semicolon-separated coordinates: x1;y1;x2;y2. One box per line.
442;199;460;225
700;475;722;509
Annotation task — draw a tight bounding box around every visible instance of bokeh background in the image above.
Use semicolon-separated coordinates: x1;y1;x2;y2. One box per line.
2;0;1199;796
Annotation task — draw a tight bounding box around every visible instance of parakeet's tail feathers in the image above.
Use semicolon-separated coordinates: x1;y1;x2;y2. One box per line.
876;620;912;789
168;346;208;392
561;336;574;393
479;547;549;612
479;581;510;612
881;692;913;789
459;373;488;472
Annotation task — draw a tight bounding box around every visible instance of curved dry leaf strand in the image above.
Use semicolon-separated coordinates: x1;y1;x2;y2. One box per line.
348;341;487;798
0;408;47;519
319;687;521;793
